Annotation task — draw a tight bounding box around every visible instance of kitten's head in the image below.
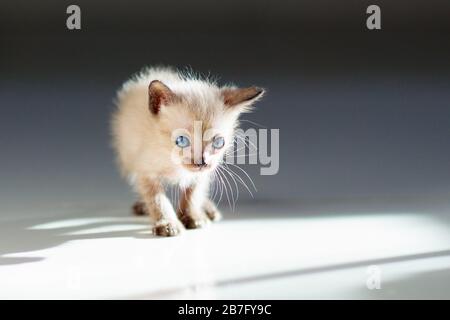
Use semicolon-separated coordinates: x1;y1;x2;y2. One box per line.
148;79;264;177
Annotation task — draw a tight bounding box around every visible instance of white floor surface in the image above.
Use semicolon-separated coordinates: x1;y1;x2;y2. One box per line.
1;197;450;299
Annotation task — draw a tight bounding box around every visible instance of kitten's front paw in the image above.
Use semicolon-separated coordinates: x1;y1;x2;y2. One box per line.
153;221;183;237
178;214;210;229
203;200;222;222
204;207;222;222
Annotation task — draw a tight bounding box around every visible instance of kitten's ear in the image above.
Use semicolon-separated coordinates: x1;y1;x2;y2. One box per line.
148;80;178;114
221;86;265;111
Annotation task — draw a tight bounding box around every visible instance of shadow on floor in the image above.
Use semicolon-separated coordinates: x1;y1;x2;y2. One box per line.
1;195;450;266
224;195;450;221
127;249;450;299
0;213;157;266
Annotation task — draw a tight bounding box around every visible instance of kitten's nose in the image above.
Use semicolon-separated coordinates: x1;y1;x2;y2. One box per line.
194;157;207;168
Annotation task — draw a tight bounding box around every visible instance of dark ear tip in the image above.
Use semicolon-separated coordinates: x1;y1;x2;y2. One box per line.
255;87;265;95
148;80;175;114
149;80;162;88
253;87;265;98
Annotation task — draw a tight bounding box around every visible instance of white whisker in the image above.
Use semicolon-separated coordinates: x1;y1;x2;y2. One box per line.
239;119;267;128
223;163;254;198
226;163;257;192
220;165;240;209
216;167;233;211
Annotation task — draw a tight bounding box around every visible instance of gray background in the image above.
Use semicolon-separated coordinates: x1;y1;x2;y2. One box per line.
1;0;449;214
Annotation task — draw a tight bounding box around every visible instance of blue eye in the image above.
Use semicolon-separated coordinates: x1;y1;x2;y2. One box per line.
175;135;190;148
212;136;225;149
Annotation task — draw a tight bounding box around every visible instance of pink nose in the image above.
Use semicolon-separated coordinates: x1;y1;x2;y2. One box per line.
193;156;207;167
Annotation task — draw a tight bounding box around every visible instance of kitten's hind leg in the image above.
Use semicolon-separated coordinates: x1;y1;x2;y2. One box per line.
132;201;147;216
203;198;222;222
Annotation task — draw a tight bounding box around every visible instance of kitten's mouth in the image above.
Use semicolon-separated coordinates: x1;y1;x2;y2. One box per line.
183;163;212;172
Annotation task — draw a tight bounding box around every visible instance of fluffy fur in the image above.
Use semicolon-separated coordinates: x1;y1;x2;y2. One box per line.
111;66;264;236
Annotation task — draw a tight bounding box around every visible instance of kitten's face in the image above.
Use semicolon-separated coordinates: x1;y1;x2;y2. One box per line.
158;101;238;176
148;80;264;179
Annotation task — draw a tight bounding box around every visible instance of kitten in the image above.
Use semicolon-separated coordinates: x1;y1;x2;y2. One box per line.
111;67;264;236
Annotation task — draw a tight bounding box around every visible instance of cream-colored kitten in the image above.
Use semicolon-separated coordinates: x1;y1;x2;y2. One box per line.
111;67;264;236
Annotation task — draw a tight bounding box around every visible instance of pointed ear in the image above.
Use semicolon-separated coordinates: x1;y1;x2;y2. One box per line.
148;80;178;114
221;86;265;110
